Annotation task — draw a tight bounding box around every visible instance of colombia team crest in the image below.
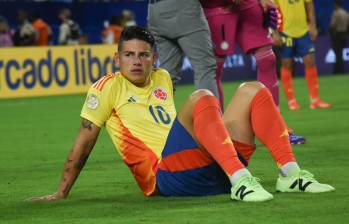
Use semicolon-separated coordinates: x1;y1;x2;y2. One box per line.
152;87;168;101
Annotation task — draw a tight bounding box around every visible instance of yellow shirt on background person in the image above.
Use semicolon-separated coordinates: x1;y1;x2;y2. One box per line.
81;68;176;196
275;0;312;38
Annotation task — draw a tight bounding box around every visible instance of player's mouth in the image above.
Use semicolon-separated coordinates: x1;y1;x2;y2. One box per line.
131;68;143;75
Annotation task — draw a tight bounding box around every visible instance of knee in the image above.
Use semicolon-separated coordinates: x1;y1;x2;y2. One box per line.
281;59;293;70
237;81;265;98
303;55;315;68
189;89;214;104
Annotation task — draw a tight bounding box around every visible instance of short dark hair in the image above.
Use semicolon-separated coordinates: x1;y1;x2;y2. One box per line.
118;26;155;52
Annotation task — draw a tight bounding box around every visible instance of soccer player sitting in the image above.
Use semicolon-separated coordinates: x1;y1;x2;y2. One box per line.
29;26;334;203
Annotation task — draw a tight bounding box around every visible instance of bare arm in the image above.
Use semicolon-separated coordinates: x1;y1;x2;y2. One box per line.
29;118;100;202
259;0;276;12
305;1;317;41
58;24;69;45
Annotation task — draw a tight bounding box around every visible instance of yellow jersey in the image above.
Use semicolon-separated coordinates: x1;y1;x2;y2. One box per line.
80;68;176;196
276;0;312;38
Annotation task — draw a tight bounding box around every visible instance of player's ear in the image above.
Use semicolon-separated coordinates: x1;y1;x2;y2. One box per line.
114;52;120;67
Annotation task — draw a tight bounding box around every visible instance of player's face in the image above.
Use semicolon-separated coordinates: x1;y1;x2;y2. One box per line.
115;39;156;87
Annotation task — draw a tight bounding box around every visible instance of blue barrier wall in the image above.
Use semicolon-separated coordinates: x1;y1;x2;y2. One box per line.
178;36;349;84
1;0;349;43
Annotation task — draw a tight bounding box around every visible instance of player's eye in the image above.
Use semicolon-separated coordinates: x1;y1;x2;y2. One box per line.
124;52;134;57
139;52;151;58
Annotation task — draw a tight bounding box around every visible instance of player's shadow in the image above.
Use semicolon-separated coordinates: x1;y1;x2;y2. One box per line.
7;193;231;222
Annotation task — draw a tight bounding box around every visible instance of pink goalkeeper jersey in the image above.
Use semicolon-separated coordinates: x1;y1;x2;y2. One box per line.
200;0;258;10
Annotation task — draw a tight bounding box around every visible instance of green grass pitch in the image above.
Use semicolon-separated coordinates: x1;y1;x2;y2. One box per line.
1;75;349;224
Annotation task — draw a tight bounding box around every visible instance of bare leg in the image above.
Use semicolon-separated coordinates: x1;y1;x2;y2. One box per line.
303;53;315;68
178;82;264;143
177;89;213;142
224;81;297;169
178;83;266;169
177;85;334;196
177;85;273;202
178;89;247;177
222;81;264;145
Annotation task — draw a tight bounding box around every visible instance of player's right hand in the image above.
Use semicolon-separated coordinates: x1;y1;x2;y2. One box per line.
271;31;283;46
308;24;318;41
26;192;65;202
260;0;276;12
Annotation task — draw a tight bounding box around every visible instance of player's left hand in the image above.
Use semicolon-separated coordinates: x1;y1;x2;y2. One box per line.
308;24;318;41
26;192;65;202
260;0;276;12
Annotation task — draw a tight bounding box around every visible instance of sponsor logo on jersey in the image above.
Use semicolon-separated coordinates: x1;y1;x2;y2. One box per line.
86;94;99;109
152;87;167;101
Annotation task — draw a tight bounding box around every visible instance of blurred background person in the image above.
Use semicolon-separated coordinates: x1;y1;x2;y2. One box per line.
200;0;282;109
0;15;13;47
201;0;305;144
329;0;349;74
13;9;36;46
31;11;52;46
58;8;81;45
120;9;137;27
274;0;331;110
101;15;123;44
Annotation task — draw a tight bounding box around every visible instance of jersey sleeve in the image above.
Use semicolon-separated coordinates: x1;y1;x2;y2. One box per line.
80;76;116;127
